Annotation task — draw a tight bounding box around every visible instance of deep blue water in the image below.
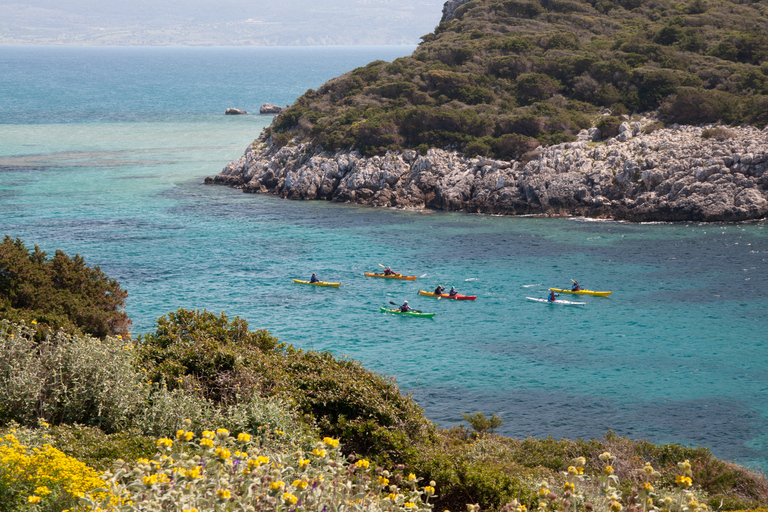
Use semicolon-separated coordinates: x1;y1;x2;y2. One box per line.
1;46;767;472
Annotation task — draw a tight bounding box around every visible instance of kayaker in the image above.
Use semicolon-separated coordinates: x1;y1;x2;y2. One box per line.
571;281;580;291
448;287;458;297
400;300;412;312
384;266;395;275
310;273;319;283
548;291;559;302
434;284;445;295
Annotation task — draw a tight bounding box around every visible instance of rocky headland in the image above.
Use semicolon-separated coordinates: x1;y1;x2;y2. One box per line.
208;118;768;222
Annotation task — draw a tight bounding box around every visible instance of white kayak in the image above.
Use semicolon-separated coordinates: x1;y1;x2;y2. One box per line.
526;297;586;306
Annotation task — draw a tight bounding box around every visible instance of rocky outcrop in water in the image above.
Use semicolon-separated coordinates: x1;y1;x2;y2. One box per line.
208;119;768;222
259;104;283;114
225;108;247;115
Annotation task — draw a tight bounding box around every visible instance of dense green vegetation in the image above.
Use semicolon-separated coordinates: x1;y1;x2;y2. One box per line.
1;239;768;511
0;236;130;338
264;0;768;159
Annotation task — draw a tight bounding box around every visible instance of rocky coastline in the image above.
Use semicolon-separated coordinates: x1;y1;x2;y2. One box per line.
208;118;768;222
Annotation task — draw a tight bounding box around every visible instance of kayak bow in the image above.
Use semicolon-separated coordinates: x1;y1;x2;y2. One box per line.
365;272;417;280
293;279;341;287
549;288;611;297
418;290;476;300
526;297;586;306
379;306;435;317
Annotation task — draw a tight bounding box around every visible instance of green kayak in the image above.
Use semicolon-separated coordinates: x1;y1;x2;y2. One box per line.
379;306;435;318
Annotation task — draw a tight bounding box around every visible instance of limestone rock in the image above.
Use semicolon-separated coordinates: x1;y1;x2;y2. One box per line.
259;103;283;114
225;108;247;115
207;120;768;222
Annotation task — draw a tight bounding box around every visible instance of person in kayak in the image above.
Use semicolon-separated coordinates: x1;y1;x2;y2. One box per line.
310;273;319;283
384;266;397;276
434;284;445;295
571;281;580;291
548;290;559;302
449;287;458;297
400;300;412;312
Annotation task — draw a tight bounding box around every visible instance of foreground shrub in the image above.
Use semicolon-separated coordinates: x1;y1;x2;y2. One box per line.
136;309;435;468
86;422;438;512
0;320;144;432
0;425;109;512
0;236;130;338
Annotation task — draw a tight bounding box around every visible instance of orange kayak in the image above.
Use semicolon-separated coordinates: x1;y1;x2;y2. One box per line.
418;290;476;300
364;272;417;281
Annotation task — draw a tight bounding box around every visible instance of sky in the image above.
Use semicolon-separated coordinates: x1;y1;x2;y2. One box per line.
0;0;446;46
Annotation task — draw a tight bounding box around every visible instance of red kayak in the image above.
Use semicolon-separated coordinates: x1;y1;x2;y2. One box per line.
418;290;476;301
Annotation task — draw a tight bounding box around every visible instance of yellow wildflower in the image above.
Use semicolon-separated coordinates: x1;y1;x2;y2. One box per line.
184;431;194;441
405;503;416;508
156;438;173;450
298;458;310;467
270;481;286;491
27;496;42;504
603;466;614;476
563;482;575;492
237;432;251;443
408;473;417;481
176;430;185;439
200;438;214;448
312;448;327;457
379;476;390;486
216;428;230;437
599;451;614;462
676;475;693;488
292;479;309;489
215;447;231;460
355;459;370;468
202;430;214;439
216;489;231;499
424;485;436;495
610;502;622;512
323;437;340;447
283;492;299;504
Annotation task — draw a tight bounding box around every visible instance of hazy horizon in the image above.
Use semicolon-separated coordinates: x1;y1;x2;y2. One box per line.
0;0;445;46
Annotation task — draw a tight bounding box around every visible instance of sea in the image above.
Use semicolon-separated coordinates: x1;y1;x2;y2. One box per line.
1;46;767;472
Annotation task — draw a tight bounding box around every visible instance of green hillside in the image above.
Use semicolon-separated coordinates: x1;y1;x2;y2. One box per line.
265;0;768;159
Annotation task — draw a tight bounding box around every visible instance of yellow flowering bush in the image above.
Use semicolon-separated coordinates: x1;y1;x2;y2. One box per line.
82;419;436;511
0;428;111;511
524;453;708;512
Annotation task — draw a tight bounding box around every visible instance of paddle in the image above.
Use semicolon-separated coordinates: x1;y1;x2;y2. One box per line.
388;301;422;313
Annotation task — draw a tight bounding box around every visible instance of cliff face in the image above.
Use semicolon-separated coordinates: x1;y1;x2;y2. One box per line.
209;120;768;222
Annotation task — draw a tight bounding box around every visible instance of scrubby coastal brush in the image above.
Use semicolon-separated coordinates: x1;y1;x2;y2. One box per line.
263;0;768;159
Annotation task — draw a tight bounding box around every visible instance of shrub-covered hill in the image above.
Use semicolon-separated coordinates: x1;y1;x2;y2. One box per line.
264;0;768;160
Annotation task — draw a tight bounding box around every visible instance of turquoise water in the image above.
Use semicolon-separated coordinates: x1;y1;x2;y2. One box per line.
2;46;768;471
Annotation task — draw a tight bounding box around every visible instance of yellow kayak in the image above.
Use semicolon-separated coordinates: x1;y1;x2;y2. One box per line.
294;279;341;287
549;288;611;297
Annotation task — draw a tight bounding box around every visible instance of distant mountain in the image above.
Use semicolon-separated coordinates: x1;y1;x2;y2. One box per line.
263;0;768;159
0;0;444;46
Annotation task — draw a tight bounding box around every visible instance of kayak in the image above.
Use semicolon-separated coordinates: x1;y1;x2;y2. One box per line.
365;272;418;281
527;297;586;306
418;290;477;300
380;306;435;318
549;288;612;297
293;279;341;287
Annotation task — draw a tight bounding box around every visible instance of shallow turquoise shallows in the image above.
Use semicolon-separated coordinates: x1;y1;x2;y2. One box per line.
1;46;767;472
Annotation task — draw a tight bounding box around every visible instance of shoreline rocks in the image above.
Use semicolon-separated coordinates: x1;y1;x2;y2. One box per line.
225;108;247;115
207;120;768;222
259;103;283;114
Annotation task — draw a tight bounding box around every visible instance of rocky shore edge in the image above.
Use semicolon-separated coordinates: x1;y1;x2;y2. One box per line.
207;118;768;222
